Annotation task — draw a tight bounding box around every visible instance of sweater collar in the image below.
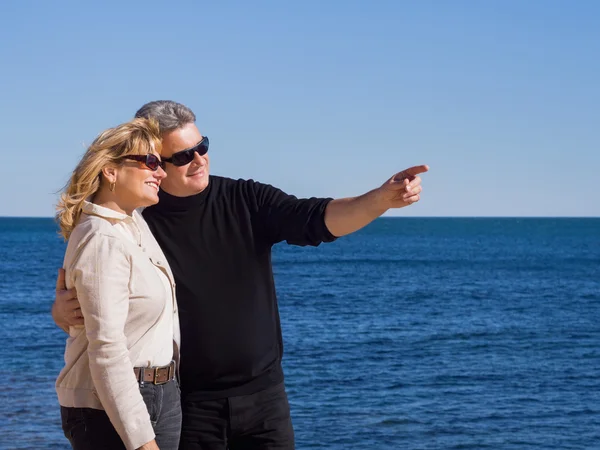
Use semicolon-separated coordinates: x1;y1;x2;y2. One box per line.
154;177;212;212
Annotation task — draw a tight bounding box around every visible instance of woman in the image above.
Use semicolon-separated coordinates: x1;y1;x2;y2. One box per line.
55;118;181;450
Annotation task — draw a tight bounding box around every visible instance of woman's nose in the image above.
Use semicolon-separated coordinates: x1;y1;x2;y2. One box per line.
155;166;167;179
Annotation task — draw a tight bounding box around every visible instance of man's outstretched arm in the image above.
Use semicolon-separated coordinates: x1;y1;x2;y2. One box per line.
324;165;428;237
52;268;83;332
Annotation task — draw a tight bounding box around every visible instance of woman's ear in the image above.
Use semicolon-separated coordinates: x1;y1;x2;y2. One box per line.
101;165;118;184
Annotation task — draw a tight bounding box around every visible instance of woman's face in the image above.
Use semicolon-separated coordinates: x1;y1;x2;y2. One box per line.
113;152;167;210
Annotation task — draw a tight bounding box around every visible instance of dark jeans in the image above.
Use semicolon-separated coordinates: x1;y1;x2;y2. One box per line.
61;378;182;450
179;382;295;450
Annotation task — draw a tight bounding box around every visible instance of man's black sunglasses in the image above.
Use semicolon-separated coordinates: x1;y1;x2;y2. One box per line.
123;154;166;171
162;136;209;166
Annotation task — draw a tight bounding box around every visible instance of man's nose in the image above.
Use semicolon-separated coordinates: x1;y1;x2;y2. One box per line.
192;150;206;166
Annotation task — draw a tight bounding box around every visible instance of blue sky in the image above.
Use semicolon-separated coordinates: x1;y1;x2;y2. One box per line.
1;1;598;217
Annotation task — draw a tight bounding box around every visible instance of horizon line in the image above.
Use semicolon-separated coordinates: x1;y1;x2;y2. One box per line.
1;215;599;220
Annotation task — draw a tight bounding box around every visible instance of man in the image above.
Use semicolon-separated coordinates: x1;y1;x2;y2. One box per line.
53;100;428;449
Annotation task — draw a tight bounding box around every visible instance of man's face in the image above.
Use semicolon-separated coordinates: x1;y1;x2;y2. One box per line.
159;123;210;197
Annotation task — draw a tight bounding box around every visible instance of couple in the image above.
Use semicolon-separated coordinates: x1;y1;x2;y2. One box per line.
53;100;428;450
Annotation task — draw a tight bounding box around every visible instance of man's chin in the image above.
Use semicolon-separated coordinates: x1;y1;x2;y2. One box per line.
189;174;210;193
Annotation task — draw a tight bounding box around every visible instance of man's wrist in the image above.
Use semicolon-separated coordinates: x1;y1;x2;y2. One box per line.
365;188;389;217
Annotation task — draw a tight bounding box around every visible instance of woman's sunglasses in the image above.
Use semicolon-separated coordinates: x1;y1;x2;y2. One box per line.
123;154;166;171
162;136;209;167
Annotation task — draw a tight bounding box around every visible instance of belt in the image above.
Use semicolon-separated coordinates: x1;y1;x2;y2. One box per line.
133;361;176;385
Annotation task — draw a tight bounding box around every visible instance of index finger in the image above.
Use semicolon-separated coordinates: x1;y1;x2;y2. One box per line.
64;289;79;303
401;165;429;177
56;268;67;292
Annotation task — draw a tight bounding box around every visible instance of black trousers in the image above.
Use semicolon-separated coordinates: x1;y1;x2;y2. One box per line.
61;378;182;450
179;382;295;450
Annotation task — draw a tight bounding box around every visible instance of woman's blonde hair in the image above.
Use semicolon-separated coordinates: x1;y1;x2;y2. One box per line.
56;118;162;240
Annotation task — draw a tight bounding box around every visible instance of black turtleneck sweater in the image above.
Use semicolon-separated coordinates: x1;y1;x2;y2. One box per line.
142;175;336;399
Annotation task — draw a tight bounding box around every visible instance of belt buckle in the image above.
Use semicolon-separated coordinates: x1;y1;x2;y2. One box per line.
154;367;164;385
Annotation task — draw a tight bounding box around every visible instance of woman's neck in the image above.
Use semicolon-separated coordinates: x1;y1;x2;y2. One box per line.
92;190;134;216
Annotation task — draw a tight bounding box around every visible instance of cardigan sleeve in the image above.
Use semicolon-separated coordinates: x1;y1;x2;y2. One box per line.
70;232;155;450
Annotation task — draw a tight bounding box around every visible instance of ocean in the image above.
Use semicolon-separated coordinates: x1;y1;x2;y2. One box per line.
1;217;599;449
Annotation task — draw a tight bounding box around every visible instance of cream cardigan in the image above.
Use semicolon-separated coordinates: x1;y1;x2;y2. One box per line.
56;202;180;450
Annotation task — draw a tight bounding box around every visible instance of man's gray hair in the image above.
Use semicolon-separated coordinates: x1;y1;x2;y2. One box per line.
135;100;196;133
